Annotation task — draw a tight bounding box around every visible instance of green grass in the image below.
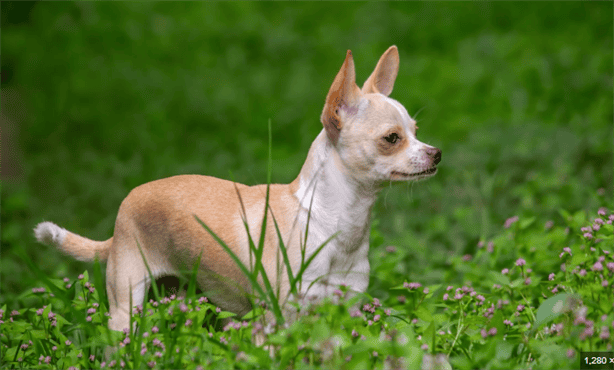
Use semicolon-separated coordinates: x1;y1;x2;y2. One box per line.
1;2;612;369
3;209;613;368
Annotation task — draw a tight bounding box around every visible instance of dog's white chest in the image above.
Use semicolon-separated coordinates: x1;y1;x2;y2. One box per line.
295;211;371;300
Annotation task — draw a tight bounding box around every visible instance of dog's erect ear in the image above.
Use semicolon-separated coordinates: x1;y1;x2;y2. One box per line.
362;46;399;96
321;50;362;145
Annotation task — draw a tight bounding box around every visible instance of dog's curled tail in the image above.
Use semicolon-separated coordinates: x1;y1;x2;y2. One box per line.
34;221;111;262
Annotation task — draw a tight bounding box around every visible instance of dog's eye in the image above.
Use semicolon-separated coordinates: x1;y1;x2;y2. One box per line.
384;133;399;144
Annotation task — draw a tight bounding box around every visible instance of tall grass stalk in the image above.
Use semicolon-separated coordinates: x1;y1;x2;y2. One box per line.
194;119;335;328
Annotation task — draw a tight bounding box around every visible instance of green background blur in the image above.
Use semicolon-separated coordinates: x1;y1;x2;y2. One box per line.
2;2;612;305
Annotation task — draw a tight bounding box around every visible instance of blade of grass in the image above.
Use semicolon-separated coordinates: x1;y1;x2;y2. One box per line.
92;257;108;315
291;231;339;291
187;250;204;298
13;249;69;301
245;179;285;321
298;176;319;294
194;119;339;330
270;213;296;297
232;181;278;317
193;215;267;302
135;238;160;302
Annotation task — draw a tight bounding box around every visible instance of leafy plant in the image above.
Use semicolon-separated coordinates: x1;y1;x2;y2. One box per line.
3;208;611;369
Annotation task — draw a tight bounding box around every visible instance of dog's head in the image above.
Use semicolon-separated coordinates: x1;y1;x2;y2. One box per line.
320;46;441;185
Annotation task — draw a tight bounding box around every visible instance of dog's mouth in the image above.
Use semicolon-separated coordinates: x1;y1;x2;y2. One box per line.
391;166;437;179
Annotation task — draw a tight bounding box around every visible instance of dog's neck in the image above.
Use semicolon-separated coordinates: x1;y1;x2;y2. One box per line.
292;130;379;254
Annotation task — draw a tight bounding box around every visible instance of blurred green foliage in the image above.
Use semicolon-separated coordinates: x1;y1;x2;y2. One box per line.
2;2;612;304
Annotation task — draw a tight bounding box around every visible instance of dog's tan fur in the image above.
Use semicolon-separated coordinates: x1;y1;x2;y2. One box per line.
34;46;441;337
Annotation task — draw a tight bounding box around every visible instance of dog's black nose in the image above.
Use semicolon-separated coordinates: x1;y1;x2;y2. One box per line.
427;147;442;165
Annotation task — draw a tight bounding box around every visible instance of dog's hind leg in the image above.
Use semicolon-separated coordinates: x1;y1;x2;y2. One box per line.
105;238;163;334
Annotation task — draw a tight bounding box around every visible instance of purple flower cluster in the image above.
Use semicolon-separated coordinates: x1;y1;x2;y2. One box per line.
480;327;497;338
477;240;495;253
581;210;614;240
223;320;250;332
403;282;422;290
443;285;479;303
504;216;519;229
362;301;379;314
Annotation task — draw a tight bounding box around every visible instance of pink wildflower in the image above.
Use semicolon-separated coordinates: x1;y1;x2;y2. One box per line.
516;258;526;267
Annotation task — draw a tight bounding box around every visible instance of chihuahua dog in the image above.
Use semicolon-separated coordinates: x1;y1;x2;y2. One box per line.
34;46;441;336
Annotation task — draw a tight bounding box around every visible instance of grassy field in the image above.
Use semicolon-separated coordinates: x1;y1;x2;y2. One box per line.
2;2;612;369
